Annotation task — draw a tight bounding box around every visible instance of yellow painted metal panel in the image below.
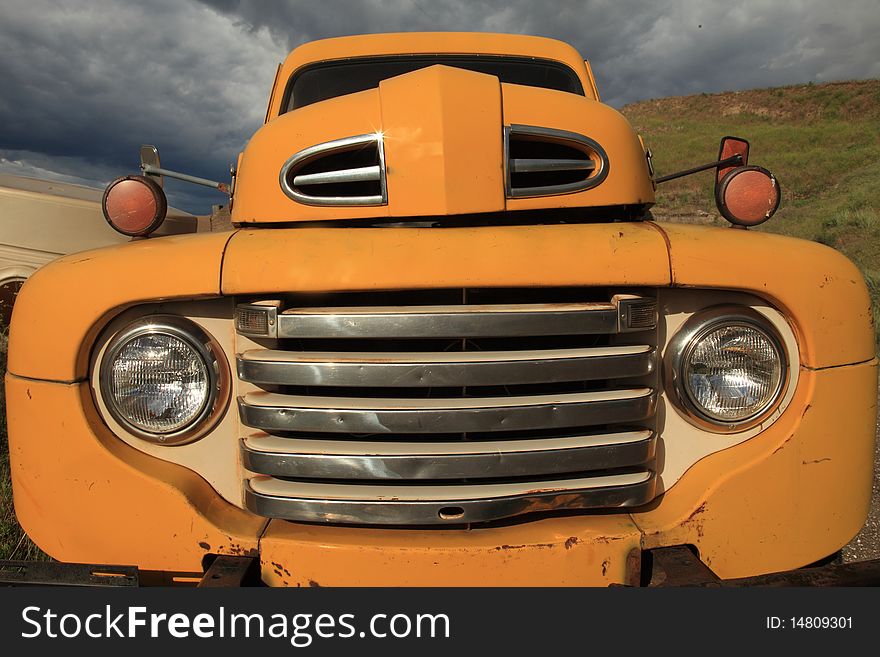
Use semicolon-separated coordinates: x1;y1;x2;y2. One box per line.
502;83;655;210
6;231;234;381
5;376;265;573
633;360;878;578
379;65;504;216
232;89;389;224
259;515;641;587
654;222;876;369
234;34;651;224
221;223;671;295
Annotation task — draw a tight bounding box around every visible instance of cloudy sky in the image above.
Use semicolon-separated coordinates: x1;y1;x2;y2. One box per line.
1;0;877;213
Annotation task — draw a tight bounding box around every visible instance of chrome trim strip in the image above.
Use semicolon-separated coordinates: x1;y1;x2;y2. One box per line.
504;124;610;198
511;158;596;173
237;388;656;434
243;471;656;524
293;165;381;187
279;133;387;206
241;430;655;479
276;302;619;338
237;345;655;387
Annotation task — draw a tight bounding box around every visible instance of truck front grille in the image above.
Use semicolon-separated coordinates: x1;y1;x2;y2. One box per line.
235;288;659;525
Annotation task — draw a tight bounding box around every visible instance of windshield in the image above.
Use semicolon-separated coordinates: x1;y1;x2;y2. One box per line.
282;55;585;112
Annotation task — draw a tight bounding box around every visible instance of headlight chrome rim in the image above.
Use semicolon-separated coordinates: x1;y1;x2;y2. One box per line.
665;306;789;433
98;316;229;444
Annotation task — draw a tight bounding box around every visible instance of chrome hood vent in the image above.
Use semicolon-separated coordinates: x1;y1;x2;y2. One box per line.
505;125;609;198
279;133;387;206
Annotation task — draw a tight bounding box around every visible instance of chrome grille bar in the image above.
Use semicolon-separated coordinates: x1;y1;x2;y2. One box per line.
293;165;381;187
277;302;620;339
241;430;655;480
244;471;656;525
237;345;656;387
238;389;656;434
511;158;595;173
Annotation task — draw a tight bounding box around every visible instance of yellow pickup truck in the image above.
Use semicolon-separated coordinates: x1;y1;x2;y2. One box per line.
5;32;876;586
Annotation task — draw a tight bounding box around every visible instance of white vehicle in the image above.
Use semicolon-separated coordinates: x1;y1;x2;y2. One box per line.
0;173;200;323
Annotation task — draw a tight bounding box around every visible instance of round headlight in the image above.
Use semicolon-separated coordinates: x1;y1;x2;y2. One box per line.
667;307;787;431
99;318;226;442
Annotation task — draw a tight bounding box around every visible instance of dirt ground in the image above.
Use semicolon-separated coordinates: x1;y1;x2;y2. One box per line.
842;386;880;562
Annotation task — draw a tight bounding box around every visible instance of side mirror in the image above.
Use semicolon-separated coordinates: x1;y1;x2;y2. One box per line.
716;136;749;183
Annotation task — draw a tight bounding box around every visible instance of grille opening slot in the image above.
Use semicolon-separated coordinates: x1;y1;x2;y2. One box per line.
505;125;609;198
509;137;595;189
292;143;382;199
275;333;612;354
261;379;621;400
296;143;378;174
252;286;618;309
281;133;386;206
274;465;650;486
258;424;642;443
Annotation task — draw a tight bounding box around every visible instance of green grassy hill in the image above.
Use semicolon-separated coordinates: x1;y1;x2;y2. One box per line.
622;79;880;340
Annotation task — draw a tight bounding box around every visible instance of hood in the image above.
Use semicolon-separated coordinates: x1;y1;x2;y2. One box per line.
232;64;654;224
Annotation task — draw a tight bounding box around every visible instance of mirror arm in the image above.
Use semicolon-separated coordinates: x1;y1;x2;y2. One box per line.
141;163;230;195
654;154;743;184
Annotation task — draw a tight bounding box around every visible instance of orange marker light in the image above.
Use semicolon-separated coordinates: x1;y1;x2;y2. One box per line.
102;175;167;236
715;165;780;227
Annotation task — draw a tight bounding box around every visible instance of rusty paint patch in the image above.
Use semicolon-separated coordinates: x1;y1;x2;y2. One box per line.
803;457;832;465
564;537;579;550
771;435;793;455
495;542;556;551
685;502;707;523
683;502;708;540
269;562;291;577
198;541;211;550
590;535;626;545
601;559;609;577
308;580;321;587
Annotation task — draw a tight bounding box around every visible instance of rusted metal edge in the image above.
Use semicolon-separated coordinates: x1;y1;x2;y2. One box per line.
198;555;262;588
0;559;139;587
646;546;880;587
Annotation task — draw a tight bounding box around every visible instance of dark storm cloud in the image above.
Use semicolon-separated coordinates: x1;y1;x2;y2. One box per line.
0;0;285;211
1;0;877;213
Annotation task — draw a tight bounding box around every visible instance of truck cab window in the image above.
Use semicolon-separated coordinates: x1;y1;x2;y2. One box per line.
283;55;585;112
